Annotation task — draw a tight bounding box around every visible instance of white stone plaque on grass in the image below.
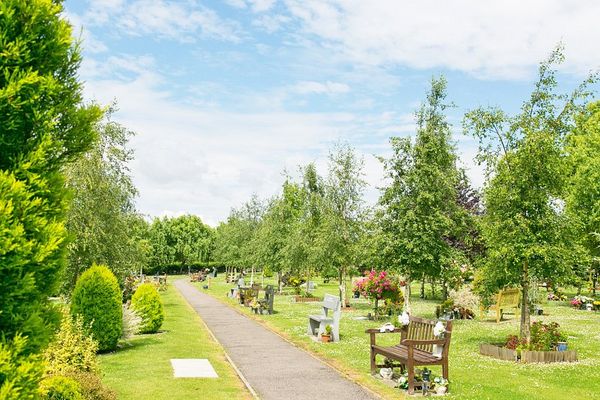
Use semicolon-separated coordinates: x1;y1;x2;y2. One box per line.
170;359;218;378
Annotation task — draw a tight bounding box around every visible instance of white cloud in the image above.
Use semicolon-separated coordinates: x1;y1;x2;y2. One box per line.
284;0;600;79
252;14;290;33
79;58;370;224
74;0;243;43
248;0;277;13
292;80;350;95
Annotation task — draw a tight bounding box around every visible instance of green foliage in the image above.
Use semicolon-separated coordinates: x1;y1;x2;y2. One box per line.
131;283;164;334
70;265;122;352
0;147;65;352
0;0;102;171
64;373;116;400
505;321;566;351
0;335;44;399
0;0;102;352
148;215;214;273
39;376;83;400
63;118;146;291
44;311;98;376
378;77;463;288
464;46;596;339
565;101;600;286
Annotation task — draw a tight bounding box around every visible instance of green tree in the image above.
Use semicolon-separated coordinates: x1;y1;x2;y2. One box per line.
565;101;600;294
378;77;462;306
148;215;214;272
63;117;144;290
213;196;265;269
319;143;367;307
0;0;102;352
464;47;595;340
252;179;307;290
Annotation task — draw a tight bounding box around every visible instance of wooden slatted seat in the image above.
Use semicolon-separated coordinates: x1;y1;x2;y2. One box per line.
366;316;452;394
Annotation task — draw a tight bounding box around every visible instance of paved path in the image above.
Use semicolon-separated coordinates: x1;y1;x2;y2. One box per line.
175;280;378;400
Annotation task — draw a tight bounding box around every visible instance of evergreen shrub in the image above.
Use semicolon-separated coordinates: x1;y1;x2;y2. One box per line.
71;265;122;352
131;283;164;334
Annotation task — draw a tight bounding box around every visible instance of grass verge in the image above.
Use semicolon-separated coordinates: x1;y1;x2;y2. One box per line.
99;281;252;400
195;275;600;400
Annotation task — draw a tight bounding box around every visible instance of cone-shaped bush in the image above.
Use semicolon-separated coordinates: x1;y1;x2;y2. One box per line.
71;265;122;352
131;283;164;334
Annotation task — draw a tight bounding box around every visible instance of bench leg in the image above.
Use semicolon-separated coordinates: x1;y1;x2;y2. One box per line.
442;359;449;380
407;362;415;395
370;348;376;375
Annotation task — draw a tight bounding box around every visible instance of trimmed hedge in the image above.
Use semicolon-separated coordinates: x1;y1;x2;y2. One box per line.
131;283;164;334
145;262;226;275
71;265;122;352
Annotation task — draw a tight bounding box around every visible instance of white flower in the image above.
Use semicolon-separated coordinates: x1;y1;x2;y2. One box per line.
434;321;445;337
399;311;410;326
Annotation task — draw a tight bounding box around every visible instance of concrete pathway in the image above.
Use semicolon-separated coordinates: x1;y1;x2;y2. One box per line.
175;280;378;400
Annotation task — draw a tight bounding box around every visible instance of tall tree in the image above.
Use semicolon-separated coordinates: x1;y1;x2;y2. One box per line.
63;117;143;290
464;47;596;340
565;101;600;294
147;215;214;272
378;77;461;307
0;0;102;352
319;143;367;307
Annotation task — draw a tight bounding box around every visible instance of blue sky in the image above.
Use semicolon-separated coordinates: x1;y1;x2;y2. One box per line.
64;0;600;225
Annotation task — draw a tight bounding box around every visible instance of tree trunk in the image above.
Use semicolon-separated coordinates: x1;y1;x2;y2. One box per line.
430;278;436;298
420;274;426;299
277;271;283;294
442;279;448;301
404;278;412;313
339;267;350;308
520;260;531;342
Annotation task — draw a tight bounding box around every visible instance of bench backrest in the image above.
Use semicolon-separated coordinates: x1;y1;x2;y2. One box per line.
497;288;520;307
402;316;452;354
322;294;341;318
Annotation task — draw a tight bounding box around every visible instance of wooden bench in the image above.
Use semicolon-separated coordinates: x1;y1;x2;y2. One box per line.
367;316;452;394
307;294;341;342
480;288;520;323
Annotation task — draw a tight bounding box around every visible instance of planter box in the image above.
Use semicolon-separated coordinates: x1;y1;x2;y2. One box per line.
521;350;578;363
479;344;517;361
480;344;578;363
294;296;320;303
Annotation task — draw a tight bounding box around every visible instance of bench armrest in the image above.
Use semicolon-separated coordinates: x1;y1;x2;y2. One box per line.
365;328;404;334
401;339;446;346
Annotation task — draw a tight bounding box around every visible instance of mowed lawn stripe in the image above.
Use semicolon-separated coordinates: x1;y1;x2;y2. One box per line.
99;282;252;400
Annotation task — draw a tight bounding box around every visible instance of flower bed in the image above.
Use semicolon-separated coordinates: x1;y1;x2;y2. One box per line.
480;344;577;363
480;321;577;363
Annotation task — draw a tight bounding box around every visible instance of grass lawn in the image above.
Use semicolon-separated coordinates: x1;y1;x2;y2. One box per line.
99;281;251;400
195;275;600;400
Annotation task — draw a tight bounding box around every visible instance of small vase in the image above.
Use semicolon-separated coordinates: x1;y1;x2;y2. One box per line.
436;386;447;395
432;344;443;358
557;341;567;352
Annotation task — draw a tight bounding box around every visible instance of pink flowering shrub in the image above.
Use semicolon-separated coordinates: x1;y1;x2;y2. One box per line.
354;270;403;314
